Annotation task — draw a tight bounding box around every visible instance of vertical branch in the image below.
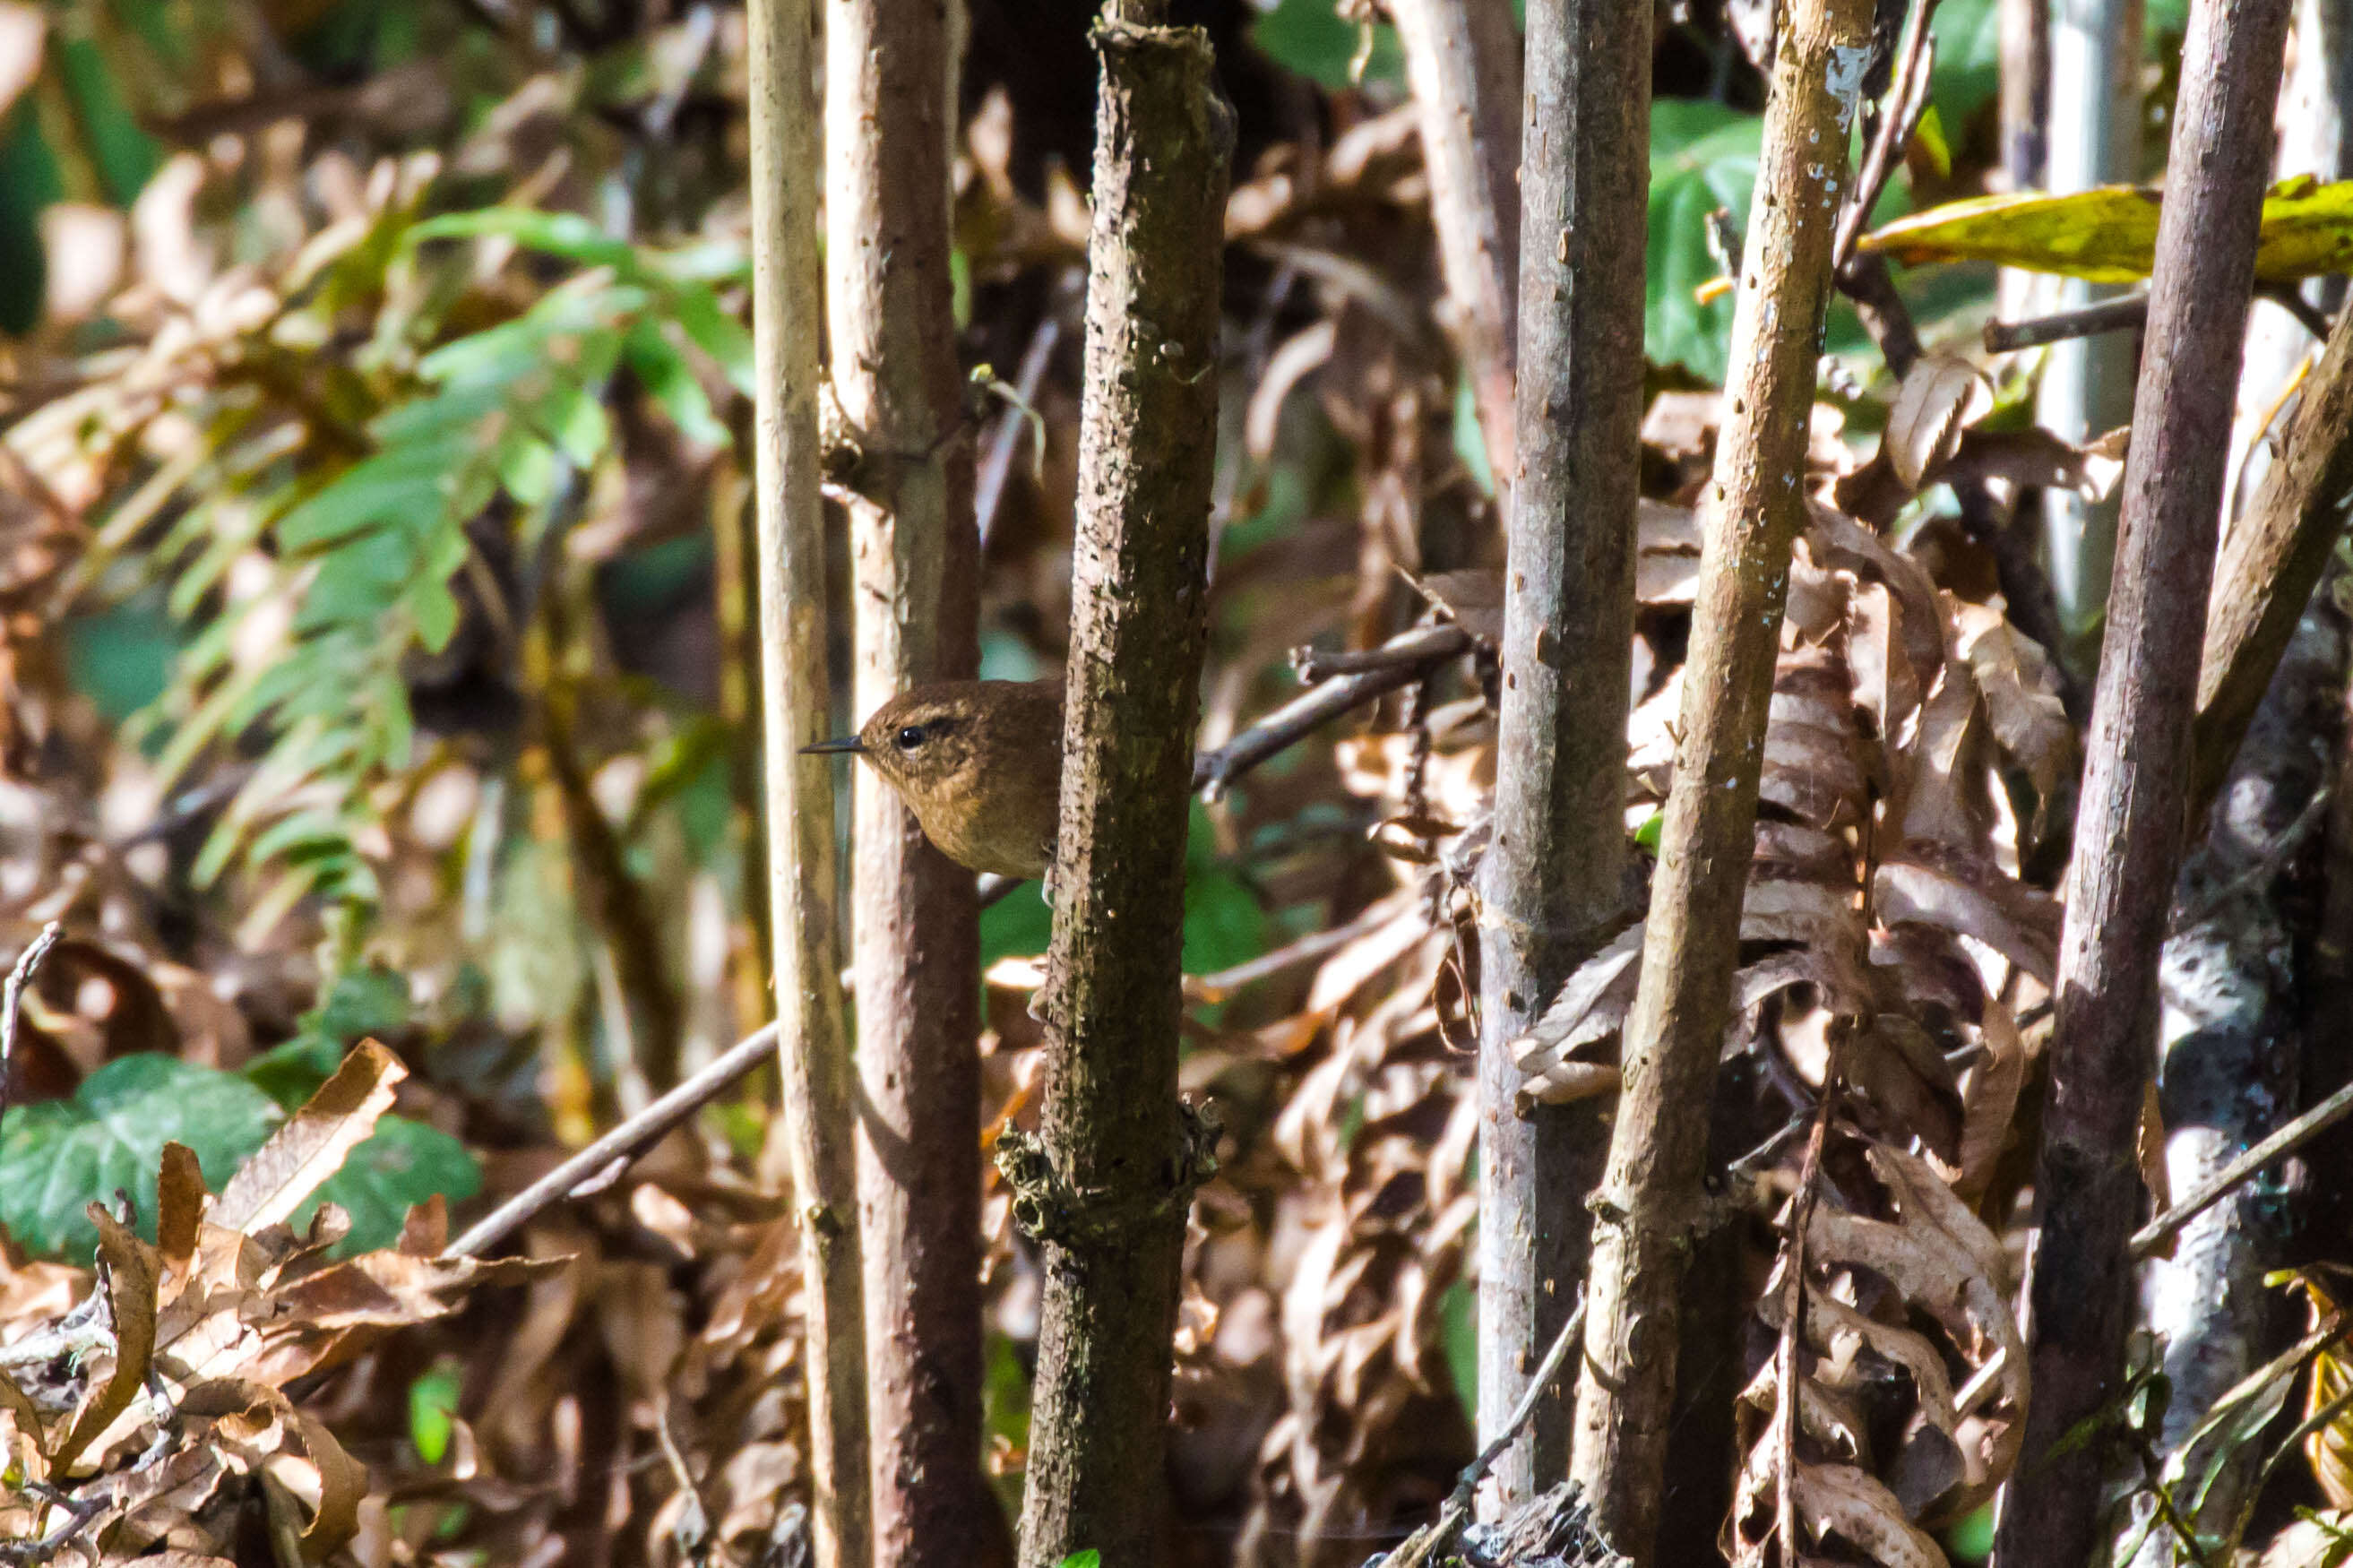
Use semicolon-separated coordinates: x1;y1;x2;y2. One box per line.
823;0;987;1554
1992;2;2294;1565
1564;0;1871;1555
1009;15;1232;1568
1389;0;1521;479
1477;0;1648;1512
746;0;871;1560
2035;0;2143;667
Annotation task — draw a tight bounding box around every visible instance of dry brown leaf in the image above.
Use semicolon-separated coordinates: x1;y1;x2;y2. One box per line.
2137;1079;2172;1211
1884;354;1994;491
1796;1463;1950;1568
2303;1277;2353;1508
1942;425;2127;499
1952;599;2074;807
0;1366;44;1452
183;1378;368;1559
213;1038;406;1235
1806;504;1945;694
1874;845;2060;986
1637;499;1704;606
158;1141;206;1279
1399;567;1504;643
52;1208;161;1475
1952;992;2028;1201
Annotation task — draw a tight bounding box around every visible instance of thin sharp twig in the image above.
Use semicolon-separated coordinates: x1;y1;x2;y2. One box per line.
1985;292;2153;354
444;1023;780;1259
1378;1295;1590;1568
1834;0;1938;269
2132;1073;2353;1260
1;922;63;1131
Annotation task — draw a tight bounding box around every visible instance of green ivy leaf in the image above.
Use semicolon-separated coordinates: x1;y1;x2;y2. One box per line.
0;1042;478;1262
0;1055;280;1257
311;1115;480;1256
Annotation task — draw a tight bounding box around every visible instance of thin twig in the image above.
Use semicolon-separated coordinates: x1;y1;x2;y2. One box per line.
444;1023;780;1259
978;621;1476;909
2261;283;2335;343
0;1483;106;1565
1833;0;1937;268
1194;624;1473;797
1;922;62;1130
1381;1296;1590;1568
1985;292;2152;354
2131;1071;2353;1260
1986;287;2328;357
976;273;1080;547
1293;635;1471;681
1184;899;1403;1002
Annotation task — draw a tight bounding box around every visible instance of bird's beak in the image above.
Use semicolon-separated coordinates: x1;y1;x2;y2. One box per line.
800;735;866;756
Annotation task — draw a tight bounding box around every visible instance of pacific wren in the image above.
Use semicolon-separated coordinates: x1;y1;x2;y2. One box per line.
803;679;1065;879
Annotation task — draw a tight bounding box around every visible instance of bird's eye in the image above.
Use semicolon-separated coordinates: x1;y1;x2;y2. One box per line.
894;726;927;751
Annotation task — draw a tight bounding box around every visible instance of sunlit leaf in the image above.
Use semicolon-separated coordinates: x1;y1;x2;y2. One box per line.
1861;177;2353;283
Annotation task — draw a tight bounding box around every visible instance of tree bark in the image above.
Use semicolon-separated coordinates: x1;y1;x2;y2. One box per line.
1390;0;1521;479
823;0;987;1555
1009;15;1231;1567
746;0;871;1557
1476;0;1648;1512
1991;4;2294;1565
1564;0;1869;1555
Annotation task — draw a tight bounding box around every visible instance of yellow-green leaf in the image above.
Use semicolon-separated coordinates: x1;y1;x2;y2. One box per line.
1859;177;2353;284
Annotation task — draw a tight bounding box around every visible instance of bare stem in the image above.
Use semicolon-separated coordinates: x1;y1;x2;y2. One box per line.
1013;18;1233;1565
1566;0;1872;1551
825;0;988;1549
1995;3;2296;1564
746;0;871;1554
1389;0;1521;478
1477;0;1649;1510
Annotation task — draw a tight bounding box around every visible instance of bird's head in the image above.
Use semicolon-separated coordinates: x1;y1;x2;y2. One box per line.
801;679;1065;879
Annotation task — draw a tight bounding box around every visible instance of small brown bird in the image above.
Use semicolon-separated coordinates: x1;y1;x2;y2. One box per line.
802;679;1065;879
